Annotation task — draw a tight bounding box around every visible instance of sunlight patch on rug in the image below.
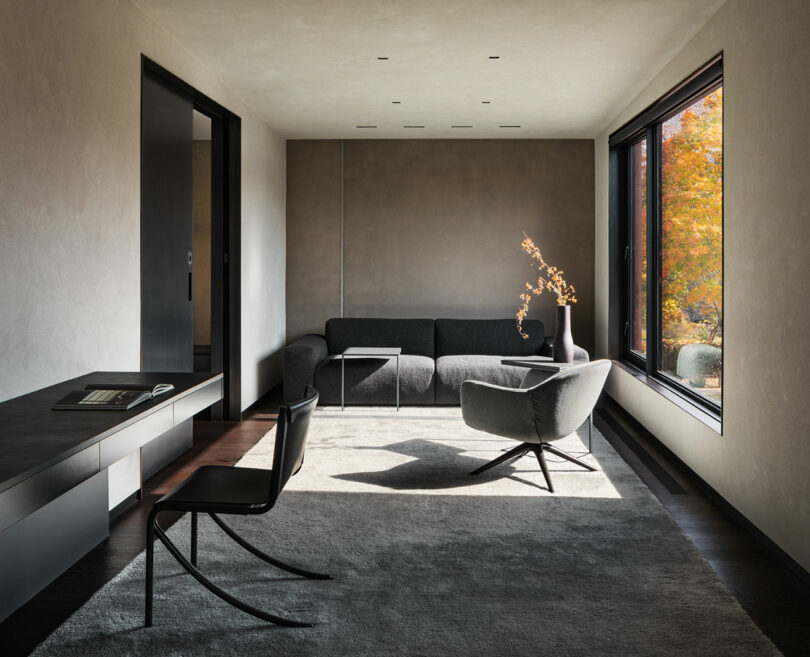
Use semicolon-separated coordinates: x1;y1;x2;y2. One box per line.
237;406;623;499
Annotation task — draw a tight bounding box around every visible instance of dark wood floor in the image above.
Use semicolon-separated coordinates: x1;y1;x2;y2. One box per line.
2;392;808;656
596;400;810;656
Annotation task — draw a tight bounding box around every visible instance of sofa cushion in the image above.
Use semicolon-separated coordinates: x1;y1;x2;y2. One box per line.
435;355;527;405
314;354;435;406
325;318;435;358
435;318;544;357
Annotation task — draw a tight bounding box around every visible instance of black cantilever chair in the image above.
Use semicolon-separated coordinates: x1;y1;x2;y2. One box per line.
145;386;330;628
461;361;611;493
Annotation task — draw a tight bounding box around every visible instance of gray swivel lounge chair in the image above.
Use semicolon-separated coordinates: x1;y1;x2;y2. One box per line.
460;360;611;492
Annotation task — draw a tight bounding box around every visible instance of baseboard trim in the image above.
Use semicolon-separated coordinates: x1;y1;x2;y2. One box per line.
597;403;686;495
240;382;283;420
109;492;139;521
599;393;810;589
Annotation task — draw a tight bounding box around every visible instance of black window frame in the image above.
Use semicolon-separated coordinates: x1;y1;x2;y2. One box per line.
609;54;723;420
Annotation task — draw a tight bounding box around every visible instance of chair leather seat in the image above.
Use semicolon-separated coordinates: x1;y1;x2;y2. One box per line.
157;465;273;510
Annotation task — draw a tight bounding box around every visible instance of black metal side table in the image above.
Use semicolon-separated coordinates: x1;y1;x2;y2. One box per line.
340;347;402;410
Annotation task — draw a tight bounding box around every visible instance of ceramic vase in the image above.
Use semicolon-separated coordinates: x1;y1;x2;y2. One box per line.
553;304;574;363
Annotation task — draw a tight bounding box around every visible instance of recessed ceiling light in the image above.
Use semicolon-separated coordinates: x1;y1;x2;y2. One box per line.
403;125;424;128
489;56;500;59
451;125;473;128
356;125;377;128
499;125;520;128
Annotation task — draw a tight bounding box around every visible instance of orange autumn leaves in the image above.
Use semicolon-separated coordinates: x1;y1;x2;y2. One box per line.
661;87;723;346
516;233;576;339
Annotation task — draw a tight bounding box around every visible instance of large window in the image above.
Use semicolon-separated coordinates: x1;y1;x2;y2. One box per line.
611;57;723;416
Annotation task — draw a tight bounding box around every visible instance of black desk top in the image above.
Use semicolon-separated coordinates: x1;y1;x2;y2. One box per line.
0;372;221;494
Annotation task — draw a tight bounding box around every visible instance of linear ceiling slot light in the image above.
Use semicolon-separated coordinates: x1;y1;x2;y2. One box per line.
403;125;424;128
392;101;401;104
481;101;491;104
451;125;473;128
499;125;520;128
377;56;389;60
489;56;500;59
356;125;377;128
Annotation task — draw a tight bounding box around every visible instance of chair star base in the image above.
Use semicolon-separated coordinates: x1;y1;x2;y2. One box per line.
470;442;597;493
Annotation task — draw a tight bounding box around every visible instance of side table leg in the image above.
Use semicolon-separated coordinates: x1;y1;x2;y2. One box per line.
341;357;345;411
396;354;400;411
588;411;593;453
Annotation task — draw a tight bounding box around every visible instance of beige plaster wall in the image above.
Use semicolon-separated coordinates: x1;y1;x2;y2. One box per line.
285;140;343;340
287;139;595;350
0;0;286;409
241;119;287;408
594;0;810;570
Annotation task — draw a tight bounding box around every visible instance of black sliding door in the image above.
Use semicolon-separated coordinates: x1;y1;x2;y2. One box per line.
140;56;241;418
141;73;193;372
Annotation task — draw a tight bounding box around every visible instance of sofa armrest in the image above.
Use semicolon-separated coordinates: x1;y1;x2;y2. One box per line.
573;345;589;362
541;338;590;362
283;334;328;403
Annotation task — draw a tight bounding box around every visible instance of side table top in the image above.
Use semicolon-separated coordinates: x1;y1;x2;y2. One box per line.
342;347;402;356
500;356;581;372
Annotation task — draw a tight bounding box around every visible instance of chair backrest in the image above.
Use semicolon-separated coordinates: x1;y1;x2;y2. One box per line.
269;386;319;503
528;360;611;442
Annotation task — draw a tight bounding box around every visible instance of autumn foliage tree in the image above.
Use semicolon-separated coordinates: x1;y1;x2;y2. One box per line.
660;88;723;351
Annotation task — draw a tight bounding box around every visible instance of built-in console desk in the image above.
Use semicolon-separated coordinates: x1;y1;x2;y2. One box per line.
0;371;223;622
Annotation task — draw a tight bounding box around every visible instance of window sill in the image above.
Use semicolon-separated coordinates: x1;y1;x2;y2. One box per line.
610;359;722;435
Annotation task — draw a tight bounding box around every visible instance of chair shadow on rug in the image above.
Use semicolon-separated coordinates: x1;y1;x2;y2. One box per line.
333;438;556;491
145;386;332;629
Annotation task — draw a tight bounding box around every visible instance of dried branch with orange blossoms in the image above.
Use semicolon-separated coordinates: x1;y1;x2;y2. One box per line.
516;233;576;339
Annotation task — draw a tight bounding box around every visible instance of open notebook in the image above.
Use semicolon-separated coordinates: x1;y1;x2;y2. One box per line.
52;383;175;411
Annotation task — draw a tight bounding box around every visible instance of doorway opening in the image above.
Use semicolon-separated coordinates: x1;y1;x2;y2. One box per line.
192;110;213;374
141;57;242;419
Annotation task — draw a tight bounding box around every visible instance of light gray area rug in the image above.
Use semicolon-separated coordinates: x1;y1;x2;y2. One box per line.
33;407;779;656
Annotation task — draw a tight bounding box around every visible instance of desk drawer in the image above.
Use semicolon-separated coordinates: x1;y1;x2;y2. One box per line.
0;446;99;533
173;378;222;424
99;406;174;469
0;470;107;623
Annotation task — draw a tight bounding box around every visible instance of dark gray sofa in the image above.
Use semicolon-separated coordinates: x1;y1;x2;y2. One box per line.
283;317;588;406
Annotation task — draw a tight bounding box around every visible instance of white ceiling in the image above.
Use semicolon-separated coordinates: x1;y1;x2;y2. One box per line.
133;0;723;139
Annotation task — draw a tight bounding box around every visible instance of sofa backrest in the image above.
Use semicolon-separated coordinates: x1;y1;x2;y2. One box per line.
325;318;435;357
435;318;545;357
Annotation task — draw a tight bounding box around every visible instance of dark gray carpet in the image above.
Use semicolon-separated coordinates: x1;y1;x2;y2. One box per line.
32;408;779;656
